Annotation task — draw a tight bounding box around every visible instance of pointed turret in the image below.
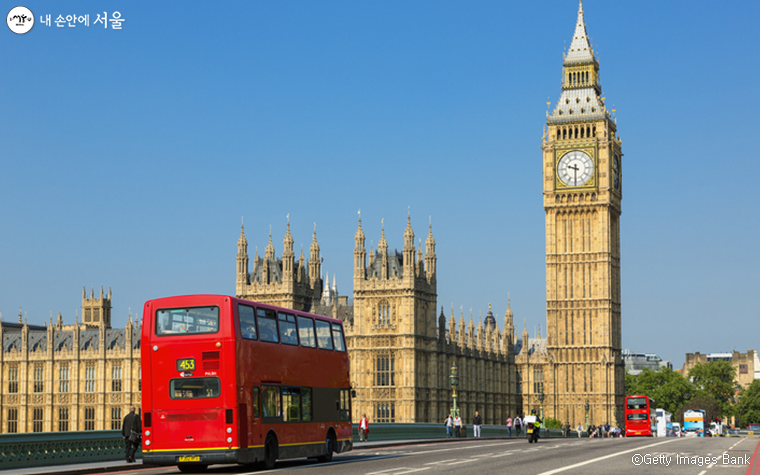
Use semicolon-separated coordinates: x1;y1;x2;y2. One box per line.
236;221;249;289
425;218;436;283
309;224;321;291
503;296;515;353
283;219;295;282
438;307;446;343
484;302;497;332
378;220;388;279
468;311;476;349
354;211;367;280
449;305;457;345
403;212;415;279
458;308;466;348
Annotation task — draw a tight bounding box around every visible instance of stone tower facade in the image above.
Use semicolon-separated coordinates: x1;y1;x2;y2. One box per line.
236;222;323;312
0;289;141;434
345;215;519;424
81;286;112;328
541;0;625;425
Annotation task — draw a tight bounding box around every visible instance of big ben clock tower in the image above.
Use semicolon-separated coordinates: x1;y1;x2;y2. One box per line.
542;0;624;426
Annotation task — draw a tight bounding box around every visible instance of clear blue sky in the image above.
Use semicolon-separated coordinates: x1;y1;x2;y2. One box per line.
3;1;758;369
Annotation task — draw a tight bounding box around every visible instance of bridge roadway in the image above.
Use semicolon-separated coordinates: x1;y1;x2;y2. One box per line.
8;436;759;475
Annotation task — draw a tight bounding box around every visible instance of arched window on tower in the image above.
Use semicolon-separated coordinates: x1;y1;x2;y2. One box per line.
378;300;390;325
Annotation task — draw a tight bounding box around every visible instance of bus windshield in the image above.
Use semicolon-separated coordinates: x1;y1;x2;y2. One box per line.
626;397;647;409
156;306;220;336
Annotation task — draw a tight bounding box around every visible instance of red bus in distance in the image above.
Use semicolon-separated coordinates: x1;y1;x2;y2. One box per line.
625;395;656;436
141;295;352;472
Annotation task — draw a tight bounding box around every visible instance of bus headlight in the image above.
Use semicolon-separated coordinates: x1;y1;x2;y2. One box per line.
145;440;151;446
227;437;232;443
145;430;151;437
227;427;232;434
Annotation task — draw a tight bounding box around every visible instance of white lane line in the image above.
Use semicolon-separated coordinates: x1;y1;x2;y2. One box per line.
393;468;431;475
536;438;680;475
446;459;478;465
366;469;407;475
424;459;458;465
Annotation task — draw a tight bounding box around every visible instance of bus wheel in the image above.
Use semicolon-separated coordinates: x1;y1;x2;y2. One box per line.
178;465;208;473
262;435;278;470
317;433;335;463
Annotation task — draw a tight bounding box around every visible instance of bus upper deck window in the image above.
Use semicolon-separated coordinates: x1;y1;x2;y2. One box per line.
257;308;279;343
278;313;298;346
238;304;258;340
297;316;316;348
331;323;346;352
156;307;219;336
315;320;333;350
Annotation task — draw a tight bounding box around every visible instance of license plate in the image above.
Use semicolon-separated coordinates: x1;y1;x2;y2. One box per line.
178;456;201;462
527;428;533;433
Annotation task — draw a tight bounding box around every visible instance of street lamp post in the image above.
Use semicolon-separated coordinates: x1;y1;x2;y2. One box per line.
538;392;544;421
585;398;590;432
449;363;459;417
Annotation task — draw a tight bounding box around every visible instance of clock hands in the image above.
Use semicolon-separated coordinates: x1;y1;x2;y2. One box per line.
569;163;579;186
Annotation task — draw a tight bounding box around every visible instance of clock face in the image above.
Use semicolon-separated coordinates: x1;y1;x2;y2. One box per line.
613;154;620;190
557;150;593;186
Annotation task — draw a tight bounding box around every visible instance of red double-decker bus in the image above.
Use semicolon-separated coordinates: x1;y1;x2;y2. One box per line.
140;295;353;472
625;395;656;436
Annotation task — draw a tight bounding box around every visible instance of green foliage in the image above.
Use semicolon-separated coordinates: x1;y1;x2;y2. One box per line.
544;417;562;429
688;361;737;415
678;393;721;425
625;367;695;420
736;379;760;428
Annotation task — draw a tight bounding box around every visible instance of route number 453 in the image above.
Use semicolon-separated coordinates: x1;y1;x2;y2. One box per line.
177;358;196;371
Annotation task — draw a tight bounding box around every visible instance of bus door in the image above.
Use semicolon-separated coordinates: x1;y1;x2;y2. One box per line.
251;386;261;446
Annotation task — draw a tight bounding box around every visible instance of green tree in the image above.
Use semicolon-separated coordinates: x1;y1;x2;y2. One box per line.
736;379;760;428
688;361;737;415
625;367;695;420
544;417;562;429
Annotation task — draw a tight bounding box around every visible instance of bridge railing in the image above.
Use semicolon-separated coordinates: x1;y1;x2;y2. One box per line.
0;430;140;469
352;423;585;441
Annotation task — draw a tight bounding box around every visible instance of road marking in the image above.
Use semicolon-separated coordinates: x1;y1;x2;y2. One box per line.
424;459;458;465
446;459;478;465
392;468;431;475
535;438;680;475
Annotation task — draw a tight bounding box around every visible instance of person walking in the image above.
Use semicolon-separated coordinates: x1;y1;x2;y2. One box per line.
359;414;369;442
506;416;513;437
121;406;141;463
445;413;453;438
454;414;462;438
472;411;482;438
514;415;522;437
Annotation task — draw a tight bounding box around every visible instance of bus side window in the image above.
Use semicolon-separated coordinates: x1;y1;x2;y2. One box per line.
315;320;333;350
278;313;298;346
297;316;316;348
257;308;279;343
252;387;260;418
331;323;346;352
301;388;312;422
261;385;281;418
282;387;301;422
238;304;258;340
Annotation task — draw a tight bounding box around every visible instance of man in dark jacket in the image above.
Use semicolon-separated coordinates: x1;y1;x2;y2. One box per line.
473;411;483;438
122;406;142;463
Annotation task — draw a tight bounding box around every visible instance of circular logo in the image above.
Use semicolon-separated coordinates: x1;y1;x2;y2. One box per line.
7;6;34;34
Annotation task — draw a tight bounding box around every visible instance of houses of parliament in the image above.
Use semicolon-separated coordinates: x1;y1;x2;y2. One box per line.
1;1;624;433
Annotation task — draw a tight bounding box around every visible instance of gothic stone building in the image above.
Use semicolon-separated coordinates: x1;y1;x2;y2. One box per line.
0;288;141;434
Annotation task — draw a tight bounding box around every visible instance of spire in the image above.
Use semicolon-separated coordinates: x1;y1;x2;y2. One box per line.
425;216;436;281
354;210;367;280
565;0;595;64
449;304;457;344
265;226;275;260
378;219;388;253
283;214;294;253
